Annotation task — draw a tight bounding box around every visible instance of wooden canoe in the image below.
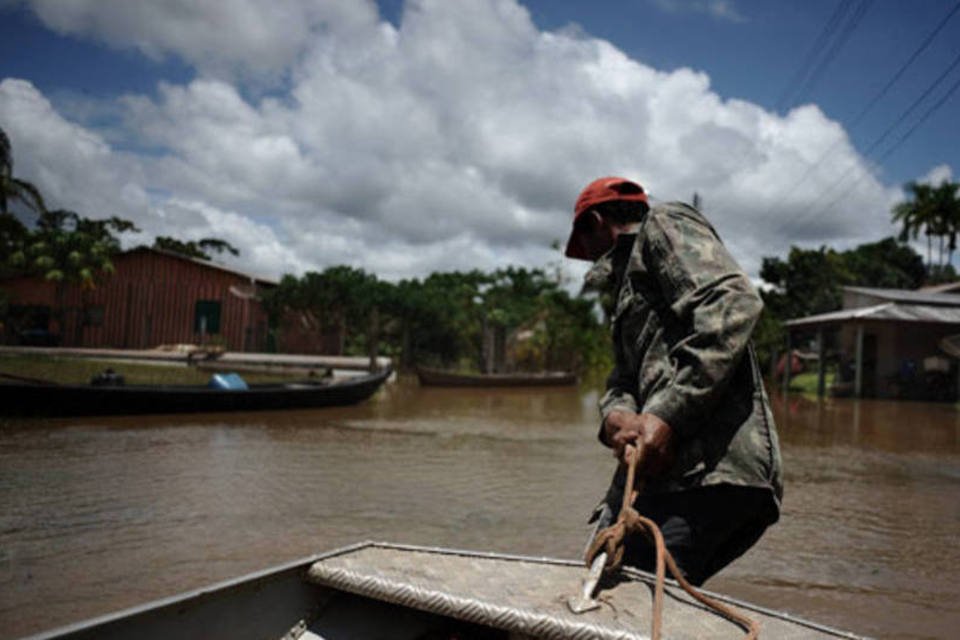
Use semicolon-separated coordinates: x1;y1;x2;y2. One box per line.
0;368;392;417
24;541;868;640
416;366;577;387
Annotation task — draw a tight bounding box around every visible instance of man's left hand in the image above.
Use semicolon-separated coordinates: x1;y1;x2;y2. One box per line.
635;412;675;477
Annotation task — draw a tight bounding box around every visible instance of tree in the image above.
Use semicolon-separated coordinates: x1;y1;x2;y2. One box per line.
892;180;960;276
8;209;139;342
892;181;936;271
1;127;46;216
0;210;28;277
262;265;380;355
261;265;609;373
0;127;43;274
10;210;138;286
760;246;849;321
842;237;926;290
930;181;960;269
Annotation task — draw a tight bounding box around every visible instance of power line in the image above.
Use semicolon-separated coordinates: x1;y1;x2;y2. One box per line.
775;0;854;111
798;48;960;216
861;49;960;156
848;0;960;129
712;2;957;248
790;0;875;106
816;72;960;215
762;1;960;207
879;71;960;165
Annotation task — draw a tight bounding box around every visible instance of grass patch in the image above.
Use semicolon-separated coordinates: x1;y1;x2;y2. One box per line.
788;370;836;395
0;353;299;386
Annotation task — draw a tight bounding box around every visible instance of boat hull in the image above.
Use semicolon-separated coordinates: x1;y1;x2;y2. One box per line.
23;542;868;640
0;368;392;417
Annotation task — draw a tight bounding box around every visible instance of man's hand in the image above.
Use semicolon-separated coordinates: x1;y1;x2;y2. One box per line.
603;410;675;477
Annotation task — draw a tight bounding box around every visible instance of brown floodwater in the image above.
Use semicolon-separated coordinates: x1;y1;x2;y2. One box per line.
1;379;958;639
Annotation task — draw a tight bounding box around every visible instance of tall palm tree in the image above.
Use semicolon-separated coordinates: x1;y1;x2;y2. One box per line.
892;181;937;272
932;181;960;268
0;127;46;215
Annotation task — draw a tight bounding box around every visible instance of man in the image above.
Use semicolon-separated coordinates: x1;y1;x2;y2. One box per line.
566;176;782;586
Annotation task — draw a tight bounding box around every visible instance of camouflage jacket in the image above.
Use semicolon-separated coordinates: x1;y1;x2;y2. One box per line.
591;201;783;510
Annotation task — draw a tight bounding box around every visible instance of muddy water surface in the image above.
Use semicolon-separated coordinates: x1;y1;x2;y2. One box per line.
1;380;958;639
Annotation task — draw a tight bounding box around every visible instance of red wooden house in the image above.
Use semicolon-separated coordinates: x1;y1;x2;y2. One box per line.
1;247;275;351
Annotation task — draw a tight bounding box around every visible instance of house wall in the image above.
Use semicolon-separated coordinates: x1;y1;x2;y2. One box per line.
1;250;271;351
838;321;959;397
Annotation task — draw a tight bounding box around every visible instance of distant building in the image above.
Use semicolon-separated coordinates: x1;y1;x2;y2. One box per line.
1;247;276;351
785;285;960;400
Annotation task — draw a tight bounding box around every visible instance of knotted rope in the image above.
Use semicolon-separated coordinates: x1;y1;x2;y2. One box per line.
584;444;760;640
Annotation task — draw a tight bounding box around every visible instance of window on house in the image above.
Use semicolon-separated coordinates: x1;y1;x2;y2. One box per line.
194;300;221;334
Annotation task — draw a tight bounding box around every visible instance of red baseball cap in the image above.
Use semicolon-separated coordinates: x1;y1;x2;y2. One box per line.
565;177;648;260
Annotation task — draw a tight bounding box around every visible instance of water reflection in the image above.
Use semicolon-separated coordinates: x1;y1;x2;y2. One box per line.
772;392;960;453
1;384;958;639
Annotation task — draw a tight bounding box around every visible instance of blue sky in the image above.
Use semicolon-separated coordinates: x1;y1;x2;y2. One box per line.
1;0;958;280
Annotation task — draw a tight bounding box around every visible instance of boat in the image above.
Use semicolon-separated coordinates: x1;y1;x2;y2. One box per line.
23;541;867;640
0;367;392;417
416;366;577;387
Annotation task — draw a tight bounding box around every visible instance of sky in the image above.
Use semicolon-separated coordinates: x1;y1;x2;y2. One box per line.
1;0;959;284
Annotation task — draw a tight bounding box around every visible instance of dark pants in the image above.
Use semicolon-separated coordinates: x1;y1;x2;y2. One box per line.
619;485;777;586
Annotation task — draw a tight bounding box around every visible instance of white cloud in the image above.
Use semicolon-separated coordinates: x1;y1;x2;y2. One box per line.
918;164;953;187
23;0;383;82
2;0;913;283
648;0;746;23
0;78;150;218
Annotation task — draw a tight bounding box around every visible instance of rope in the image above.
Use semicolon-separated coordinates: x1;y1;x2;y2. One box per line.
584;444;760;640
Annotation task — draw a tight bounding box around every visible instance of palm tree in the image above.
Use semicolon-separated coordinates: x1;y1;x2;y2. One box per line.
892;180;960;278
0;127;46;215
931;181;960;268
892;181;937;273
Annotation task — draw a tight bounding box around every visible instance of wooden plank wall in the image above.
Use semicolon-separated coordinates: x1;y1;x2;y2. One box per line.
1;249;271;351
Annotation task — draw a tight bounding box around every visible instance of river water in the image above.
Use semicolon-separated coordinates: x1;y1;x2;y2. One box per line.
1;379;958;639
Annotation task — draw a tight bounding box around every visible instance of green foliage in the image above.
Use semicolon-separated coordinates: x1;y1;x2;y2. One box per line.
761;237;927;321
11;210;139;288
0;212;28;277
787;370;837;396
760;246;848;320
262;264;609;373
841;237;925;289
892;179;960;273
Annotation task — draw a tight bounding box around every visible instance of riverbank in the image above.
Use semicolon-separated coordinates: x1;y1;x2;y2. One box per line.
0;352;299;385
0;347;393;386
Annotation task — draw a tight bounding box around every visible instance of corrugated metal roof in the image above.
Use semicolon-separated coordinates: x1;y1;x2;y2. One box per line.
843;286;960;307
124;246;278;286
918;281;960;293
786;302;960;328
